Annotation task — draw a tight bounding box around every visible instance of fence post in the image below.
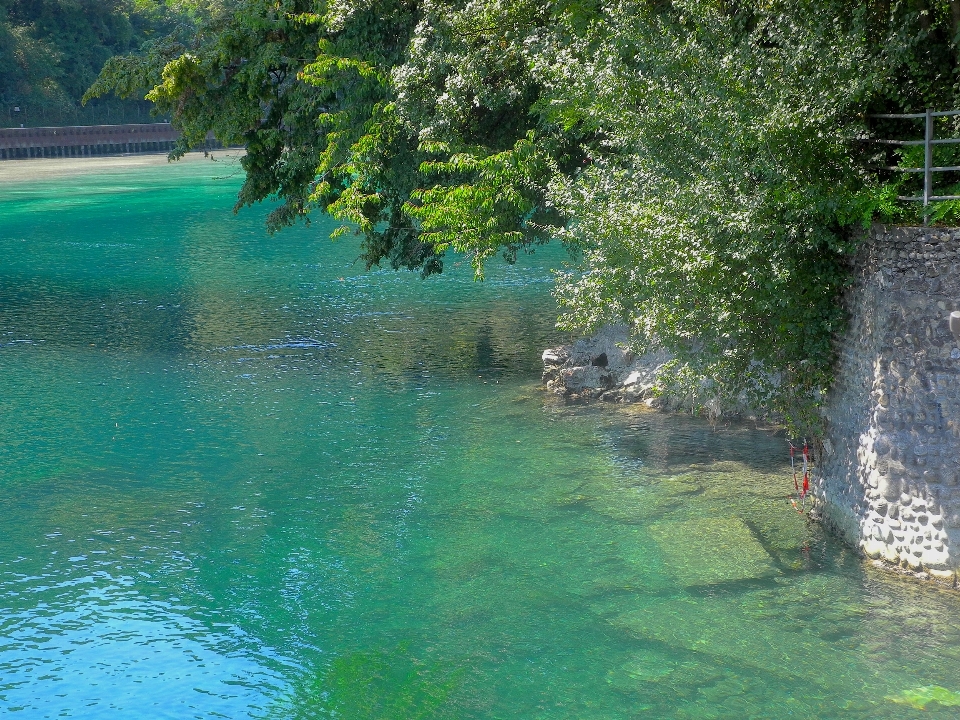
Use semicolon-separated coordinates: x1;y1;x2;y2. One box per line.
925;107;934;225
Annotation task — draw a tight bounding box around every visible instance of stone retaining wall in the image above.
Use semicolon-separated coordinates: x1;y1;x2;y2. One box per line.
0;123;222;160
819;225;960;587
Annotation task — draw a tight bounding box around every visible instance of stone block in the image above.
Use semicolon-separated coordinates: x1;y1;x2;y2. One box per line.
862;539;885;559
928;568;957;585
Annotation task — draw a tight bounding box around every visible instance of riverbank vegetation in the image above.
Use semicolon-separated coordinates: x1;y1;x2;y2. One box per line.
86;0;960;432
0;0;211;126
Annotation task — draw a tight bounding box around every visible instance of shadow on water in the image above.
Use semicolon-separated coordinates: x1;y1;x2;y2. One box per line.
0;281;193;354
604;410;789;475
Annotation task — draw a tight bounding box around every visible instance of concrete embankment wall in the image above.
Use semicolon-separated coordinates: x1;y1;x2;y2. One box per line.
0;124;221;160
819;225;960;586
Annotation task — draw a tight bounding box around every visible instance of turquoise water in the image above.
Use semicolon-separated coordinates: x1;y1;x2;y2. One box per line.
1;156;960;719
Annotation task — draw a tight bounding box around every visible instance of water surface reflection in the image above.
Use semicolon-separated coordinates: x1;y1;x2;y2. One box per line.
0;580;283;718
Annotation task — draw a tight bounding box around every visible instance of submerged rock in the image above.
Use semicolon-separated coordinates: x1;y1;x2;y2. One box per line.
886;685;960;710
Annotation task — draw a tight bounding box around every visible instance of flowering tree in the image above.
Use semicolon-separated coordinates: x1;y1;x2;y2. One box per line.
87;0;960;430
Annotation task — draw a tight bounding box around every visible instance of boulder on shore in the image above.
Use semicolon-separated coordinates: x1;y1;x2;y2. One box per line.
542;325;673;405
542;326;771;420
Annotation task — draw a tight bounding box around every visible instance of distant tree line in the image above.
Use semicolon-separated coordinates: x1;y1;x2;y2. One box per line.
87;1;960;431
0;0;211;126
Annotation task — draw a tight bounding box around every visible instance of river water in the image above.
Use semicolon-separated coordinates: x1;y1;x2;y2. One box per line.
1;155;959;719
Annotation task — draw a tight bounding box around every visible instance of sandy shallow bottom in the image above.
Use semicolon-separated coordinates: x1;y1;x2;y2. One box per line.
0;150;244;184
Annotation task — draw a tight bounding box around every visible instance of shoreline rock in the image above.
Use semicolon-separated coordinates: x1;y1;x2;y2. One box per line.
541;326;770;421
542;326;674;405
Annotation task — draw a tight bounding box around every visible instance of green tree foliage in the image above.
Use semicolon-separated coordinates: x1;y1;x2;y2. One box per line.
88;0;582;274
86;0;960;430
542;2;879;427
543;1;960;428
0;0;205;125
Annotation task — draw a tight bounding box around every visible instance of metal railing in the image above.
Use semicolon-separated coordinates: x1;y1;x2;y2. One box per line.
870;109;960;223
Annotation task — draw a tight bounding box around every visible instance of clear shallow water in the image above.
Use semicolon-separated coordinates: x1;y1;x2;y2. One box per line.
1;157;960;719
